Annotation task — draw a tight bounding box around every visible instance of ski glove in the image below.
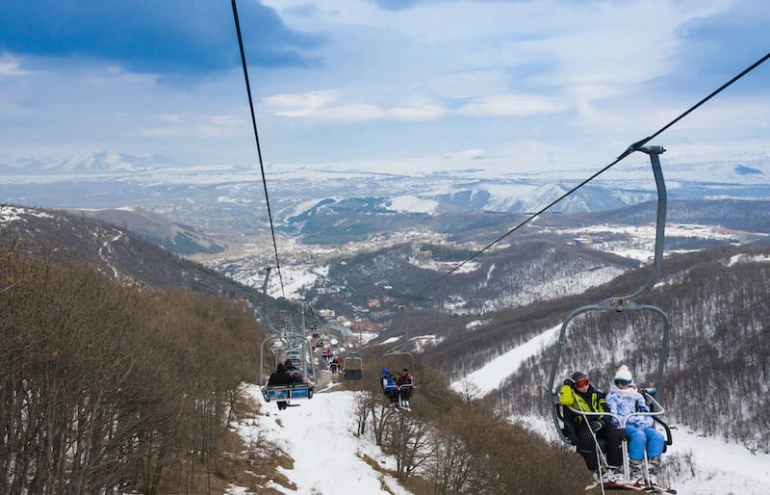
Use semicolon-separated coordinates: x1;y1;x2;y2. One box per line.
589;421;603;432
563;378;575;386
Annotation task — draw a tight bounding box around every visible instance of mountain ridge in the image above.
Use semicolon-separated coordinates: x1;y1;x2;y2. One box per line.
2;151;769;237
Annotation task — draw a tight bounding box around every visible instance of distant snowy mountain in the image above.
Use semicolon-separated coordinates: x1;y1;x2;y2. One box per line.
1;150;768;235
0;151;177;175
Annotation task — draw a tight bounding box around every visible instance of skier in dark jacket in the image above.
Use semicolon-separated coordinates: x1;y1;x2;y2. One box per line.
268;363;292;410
395;368;414;404
559;371;623;482
284;358;304;383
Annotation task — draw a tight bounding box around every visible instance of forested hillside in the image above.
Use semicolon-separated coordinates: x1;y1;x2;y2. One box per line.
0;242;263;493
308;238;639;318
0;205;308;325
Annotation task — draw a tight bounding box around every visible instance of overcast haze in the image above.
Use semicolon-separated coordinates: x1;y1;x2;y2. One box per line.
1;0;769;174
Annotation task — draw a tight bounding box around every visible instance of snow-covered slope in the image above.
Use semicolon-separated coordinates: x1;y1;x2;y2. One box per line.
230;385;413;495
227;368;770;495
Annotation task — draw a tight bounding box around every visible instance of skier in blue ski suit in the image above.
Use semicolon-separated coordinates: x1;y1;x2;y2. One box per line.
605;366;664;468
381;369;399;406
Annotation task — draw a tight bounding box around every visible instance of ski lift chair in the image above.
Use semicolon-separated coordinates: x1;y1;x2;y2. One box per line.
260;335;316;404
564;393;673;484
547;145;674;490
384;306;417;397
382;350;416;408
555;401;584;447
343;354;364;380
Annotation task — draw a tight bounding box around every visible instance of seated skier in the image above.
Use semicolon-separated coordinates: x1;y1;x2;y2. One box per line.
395;368;414;407
559;371;623;483
605;365;665;485
381;369;399;407
283;358;304;383
267;363;292;411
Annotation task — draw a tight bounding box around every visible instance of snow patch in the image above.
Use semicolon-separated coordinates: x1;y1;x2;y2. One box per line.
727;253;770;266
389;195;439;214
450;324;560;397
0;205;54;223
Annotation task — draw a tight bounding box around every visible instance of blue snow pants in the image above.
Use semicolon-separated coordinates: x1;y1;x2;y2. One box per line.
625;424;664;460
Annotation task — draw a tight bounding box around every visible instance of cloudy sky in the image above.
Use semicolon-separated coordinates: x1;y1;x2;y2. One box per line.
1;0;769;173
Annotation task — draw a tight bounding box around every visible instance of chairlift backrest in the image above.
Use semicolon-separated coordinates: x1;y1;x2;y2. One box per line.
259;335;316;387
343;355;363;371
259;334;317;403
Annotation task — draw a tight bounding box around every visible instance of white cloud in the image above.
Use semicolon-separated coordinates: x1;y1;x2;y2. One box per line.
387;103;445;120
136;127;185;138
159;114;182;124
211;114;243;126
264;91;445;122
456;94;566;117
427;69;510;99
0;56;31;76
2;0;768;169
264;90;339;117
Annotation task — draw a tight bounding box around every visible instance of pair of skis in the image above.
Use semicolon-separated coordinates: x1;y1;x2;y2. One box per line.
586;479;676;493
391;401;412;412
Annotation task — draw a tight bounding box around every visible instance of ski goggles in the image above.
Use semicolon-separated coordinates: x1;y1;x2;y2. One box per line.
614;378;633;387
575;378;589;388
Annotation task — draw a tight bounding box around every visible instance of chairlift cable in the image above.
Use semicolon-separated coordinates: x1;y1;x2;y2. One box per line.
230;0;286;298
645;51;770;146
417;50;770;295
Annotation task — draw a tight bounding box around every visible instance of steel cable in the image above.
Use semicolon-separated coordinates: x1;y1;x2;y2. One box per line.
231;0;286;298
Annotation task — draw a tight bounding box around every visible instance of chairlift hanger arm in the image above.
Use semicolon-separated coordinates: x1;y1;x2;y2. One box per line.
396;305;409;352
261;267;280;334
622;145;667;303
547;144;670;400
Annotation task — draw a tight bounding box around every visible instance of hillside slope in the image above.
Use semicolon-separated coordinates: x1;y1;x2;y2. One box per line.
0;204;264;310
